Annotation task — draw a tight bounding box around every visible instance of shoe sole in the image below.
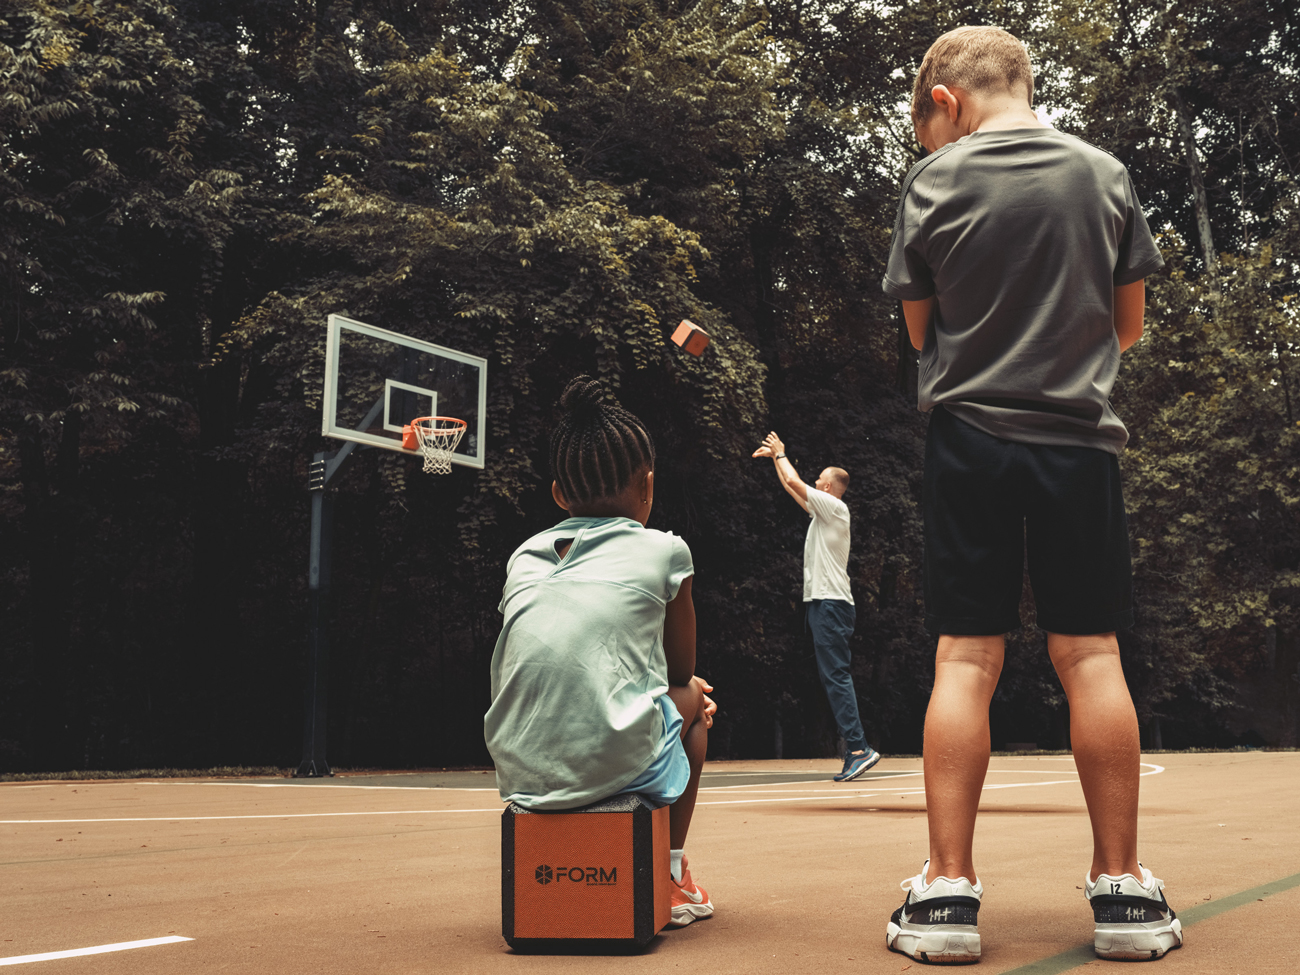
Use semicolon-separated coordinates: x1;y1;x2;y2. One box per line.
668;900;714;927
1094;918;1183;960
835;751;882;782
887;921;981;963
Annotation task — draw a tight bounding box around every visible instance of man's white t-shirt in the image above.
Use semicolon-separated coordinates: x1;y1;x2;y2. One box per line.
803;487;853;604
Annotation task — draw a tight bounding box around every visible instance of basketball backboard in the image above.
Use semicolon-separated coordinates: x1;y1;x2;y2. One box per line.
322;314;487;469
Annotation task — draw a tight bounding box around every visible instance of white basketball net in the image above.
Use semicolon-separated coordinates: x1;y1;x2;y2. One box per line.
412;417;466;475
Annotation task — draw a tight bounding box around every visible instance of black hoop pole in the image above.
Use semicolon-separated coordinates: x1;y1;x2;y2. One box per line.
296;404;375;778
297;447;346;777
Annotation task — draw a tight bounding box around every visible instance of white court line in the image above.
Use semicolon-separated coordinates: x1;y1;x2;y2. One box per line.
197;772;921;792
696;780;920;795
701;788;903;796
202;782;503;792
697;764;1163;808
694;769;892;777
182;774;920;794
7;769;1019;798
1;766;1164;823
701;778;1129;808
700;788;923;807
0;809;500;823
699;770;1081;795
0;937;192;966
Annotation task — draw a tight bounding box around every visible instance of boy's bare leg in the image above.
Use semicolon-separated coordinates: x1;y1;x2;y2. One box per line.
665;681;708;849
924;634;1005;884
1047;632;1142;881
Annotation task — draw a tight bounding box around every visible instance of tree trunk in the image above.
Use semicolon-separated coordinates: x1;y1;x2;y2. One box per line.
1277;340;1294;425
1279;629;1299;748
190;358;246;765
1170;87;1217;276
749;221;786;411
19;427;76;771
1148;715;1163;750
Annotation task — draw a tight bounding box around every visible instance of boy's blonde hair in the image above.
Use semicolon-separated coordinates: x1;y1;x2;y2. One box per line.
911;26;1034;127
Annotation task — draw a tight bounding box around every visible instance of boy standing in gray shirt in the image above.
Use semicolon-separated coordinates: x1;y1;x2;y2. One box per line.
881;26;1180;964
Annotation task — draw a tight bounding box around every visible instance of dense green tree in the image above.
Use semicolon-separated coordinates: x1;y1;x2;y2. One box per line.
1115;215;1300;744
2;0;1296;772
1039;0;1300;743
1;0;247;768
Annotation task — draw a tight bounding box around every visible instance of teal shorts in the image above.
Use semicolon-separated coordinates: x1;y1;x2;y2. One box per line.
619;694;689;809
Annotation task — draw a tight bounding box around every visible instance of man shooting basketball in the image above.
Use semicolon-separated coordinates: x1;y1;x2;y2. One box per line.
752;432;882;781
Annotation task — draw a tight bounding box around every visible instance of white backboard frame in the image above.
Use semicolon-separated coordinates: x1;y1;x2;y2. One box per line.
322;314;488;469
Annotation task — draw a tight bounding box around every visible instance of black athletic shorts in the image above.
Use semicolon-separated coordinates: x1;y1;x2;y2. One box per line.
922;406;1134;636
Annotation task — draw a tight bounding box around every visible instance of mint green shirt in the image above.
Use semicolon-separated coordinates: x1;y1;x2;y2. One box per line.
484;517;694;810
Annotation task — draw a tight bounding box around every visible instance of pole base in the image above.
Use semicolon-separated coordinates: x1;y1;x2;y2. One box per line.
294;759;333;778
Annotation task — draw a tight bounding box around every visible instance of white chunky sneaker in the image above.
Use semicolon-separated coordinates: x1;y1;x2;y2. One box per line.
1084;864;1183;960
886;860;982;964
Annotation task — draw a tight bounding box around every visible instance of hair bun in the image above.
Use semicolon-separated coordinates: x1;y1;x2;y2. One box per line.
559;375;605;417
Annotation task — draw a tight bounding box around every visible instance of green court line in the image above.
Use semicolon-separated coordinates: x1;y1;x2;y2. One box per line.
999;871;1300;975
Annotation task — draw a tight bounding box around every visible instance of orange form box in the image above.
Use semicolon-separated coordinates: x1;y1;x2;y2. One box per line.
672;319;710;356
502;793;670;952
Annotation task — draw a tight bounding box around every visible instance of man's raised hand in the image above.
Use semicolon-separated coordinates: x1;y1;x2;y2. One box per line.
752;431;786;459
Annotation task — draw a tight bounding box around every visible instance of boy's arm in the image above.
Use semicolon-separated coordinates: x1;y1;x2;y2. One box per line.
752;431;810;512
663;575;696;686
901;296;933;351
1114;279;1145;351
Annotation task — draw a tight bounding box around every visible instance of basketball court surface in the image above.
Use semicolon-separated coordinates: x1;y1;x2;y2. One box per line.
3;751;1297;973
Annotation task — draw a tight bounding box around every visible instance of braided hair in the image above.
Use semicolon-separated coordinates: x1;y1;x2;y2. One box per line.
549;375;655;506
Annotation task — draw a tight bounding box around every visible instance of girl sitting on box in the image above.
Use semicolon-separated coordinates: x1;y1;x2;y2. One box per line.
484;375;716;927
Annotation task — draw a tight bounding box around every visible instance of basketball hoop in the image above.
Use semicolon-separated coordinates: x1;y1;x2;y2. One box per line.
409;416;466;475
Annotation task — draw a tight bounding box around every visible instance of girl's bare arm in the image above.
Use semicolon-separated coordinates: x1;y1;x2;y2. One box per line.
663;575;696;686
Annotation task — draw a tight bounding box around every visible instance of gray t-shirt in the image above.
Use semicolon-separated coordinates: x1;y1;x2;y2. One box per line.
882;127;1164;453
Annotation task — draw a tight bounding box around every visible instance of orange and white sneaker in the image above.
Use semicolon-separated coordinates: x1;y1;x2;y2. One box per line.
668;857;714;927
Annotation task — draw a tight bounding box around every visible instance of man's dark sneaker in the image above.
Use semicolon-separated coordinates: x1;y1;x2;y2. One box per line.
1084;865;1183;960
834;745;882;782
886;859;982;963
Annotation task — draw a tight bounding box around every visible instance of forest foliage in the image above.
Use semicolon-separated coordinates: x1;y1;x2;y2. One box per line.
2;0;1297;771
